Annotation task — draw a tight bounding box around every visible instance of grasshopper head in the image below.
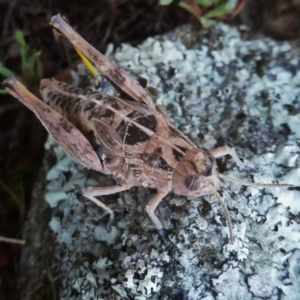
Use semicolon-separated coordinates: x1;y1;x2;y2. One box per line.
173;148;220;197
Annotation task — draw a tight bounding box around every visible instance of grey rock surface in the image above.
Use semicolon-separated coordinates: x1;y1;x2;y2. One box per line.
20;23;300;299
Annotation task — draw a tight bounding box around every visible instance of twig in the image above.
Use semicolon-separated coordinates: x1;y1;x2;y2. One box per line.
0;236;25;244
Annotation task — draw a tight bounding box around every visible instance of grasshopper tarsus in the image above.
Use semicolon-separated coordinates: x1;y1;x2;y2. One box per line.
157;229;169;245
243;165;259;173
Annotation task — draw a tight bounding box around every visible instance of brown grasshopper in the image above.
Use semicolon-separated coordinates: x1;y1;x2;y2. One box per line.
4;14;293;243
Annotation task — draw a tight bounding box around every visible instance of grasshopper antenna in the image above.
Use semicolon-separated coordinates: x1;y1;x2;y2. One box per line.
219;173;294;188
215;173;294;244
212;188;234;244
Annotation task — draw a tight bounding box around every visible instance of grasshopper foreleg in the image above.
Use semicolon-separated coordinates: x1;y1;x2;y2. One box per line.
145;191;169;242
210;145;257;173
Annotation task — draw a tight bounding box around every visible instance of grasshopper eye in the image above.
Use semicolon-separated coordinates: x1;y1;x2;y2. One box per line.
202;155;213;177
184;175;200;191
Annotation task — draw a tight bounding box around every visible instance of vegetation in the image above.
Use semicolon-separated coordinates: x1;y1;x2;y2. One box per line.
160;0;243;27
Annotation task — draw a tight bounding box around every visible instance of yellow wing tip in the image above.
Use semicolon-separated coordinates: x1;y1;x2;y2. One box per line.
74;46;99;79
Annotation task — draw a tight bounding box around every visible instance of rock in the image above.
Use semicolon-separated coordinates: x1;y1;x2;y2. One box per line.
19;23;300;299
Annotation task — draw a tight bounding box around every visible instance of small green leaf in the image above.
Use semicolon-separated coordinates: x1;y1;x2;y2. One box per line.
0;62;14;77
179;2;200;18
15;30;26;47
212;0;224;5
203;0;237;18
226;0;238;10
200;17;215;28
35;52;43;79
159;0;173;5
195;0;214;6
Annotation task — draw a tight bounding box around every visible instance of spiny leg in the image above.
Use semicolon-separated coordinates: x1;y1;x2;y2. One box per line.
210;145;257;172
212;146;295;188
145;191;168;242
50;14;155;109
4;77;103;173
82;184;130;228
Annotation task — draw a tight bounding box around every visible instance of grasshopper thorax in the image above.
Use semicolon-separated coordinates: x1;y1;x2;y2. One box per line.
172;148;220;197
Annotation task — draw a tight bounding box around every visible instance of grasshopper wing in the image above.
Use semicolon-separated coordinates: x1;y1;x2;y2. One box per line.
4;76;103;172
50;14;155;109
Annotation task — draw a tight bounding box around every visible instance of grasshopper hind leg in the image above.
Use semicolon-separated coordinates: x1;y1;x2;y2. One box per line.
82;184;130;229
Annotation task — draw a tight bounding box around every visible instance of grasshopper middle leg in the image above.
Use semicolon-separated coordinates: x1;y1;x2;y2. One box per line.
82;184;130;228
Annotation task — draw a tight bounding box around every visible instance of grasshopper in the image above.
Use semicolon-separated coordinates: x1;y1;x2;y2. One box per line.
4;14;293;243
